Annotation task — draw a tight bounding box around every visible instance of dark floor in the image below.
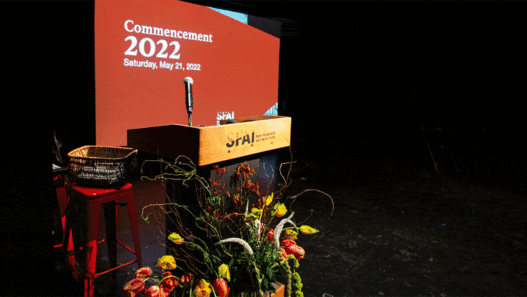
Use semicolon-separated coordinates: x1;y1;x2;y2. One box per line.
47;130;527;297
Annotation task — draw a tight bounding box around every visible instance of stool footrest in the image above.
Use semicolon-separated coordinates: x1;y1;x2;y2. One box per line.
94;259;138;278
72;239;139;279
94;238;139;278
117;239;138;255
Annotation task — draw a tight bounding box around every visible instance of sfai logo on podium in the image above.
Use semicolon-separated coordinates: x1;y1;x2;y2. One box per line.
217;111;234;125
226;131;255;148
225;131;276;148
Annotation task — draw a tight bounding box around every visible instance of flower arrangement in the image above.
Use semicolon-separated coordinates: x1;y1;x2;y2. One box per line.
124;156;331;297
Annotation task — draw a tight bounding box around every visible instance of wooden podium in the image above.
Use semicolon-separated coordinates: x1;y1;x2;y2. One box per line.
127;115;291;167
128;114;291;197
128;114;291;201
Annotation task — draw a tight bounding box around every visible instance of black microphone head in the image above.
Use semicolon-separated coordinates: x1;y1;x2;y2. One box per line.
184;77;193;85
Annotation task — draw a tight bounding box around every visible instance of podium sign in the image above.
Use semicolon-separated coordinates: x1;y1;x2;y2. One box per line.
127;116;291;166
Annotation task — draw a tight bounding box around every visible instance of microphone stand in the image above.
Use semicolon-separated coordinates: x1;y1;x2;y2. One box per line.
184;77;193;127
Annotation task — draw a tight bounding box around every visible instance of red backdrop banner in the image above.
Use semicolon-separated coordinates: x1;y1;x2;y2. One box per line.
95;0;280;146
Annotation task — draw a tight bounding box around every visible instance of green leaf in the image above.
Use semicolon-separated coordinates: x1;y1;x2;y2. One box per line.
143;212;153;225
262;278;269;289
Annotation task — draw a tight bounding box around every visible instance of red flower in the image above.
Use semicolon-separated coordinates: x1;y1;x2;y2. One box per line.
281;239;296;247
285;244;305;260
212;165;222;175
160;271;178;297
144;285;161;297
244;180;253;189
180;272;194;287
209;178;220;187
134;267;153;280
267;229;275;242
213;278;230;297
212;165;226;175
123;278;145;297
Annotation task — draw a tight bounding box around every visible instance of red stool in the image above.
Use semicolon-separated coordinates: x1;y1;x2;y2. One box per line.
70;182;142;297
53;174;79;280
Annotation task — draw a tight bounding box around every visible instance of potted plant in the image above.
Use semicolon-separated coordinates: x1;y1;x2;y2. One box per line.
124;156;331;297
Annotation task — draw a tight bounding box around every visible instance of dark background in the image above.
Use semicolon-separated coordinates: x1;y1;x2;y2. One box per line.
3;1;527;295
8;1;526;148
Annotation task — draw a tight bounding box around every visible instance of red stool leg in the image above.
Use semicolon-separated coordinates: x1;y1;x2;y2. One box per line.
56;186;68;245
126;192;142;268
62;219;79;281
66;228;79;280
103;201;117;269
85;199;102;297
56;185;79;281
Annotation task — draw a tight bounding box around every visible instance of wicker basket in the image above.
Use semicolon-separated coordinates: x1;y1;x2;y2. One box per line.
68;145;138;188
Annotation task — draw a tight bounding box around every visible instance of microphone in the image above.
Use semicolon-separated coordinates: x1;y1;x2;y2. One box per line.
184;77;193;126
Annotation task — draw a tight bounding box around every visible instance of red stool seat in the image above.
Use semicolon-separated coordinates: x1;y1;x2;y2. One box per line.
70;182;142;297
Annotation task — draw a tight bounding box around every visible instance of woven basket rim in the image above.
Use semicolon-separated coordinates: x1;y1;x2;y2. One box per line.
68;145;137;161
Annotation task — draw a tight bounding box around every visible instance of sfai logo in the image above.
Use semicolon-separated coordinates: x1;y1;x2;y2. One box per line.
226;131;255;148
217;111;234;125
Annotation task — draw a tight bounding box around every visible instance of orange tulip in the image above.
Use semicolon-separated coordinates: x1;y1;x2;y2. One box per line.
285;244;305;260
180;272;194;287
144;285;161;297
213;278;230;297
123;278;145;297
267;229;275;242
134;267;153;280
281;239;296;247
160;271;178;297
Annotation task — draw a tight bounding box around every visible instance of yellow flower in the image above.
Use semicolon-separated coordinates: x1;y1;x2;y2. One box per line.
272;203;287;217
284;229;298;240
245;208;262;221
245;214;257;222
168;232;184;245
194;279;212;297
265;193;274;206
299;225;319;235
198;279;210;288
251;207;262;216
218;264;230;282
157;255;177;270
